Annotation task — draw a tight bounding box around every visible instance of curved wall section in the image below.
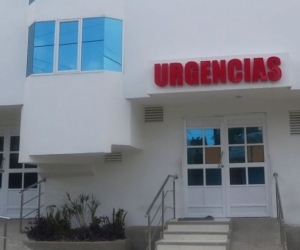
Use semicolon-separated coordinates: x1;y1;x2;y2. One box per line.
27;0;124;24
19;72;133;162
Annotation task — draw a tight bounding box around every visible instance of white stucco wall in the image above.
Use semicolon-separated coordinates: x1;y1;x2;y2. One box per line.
19;72;133;161
28;0;124;24
124;0;300;98
0;0;27;106
41;93;300;226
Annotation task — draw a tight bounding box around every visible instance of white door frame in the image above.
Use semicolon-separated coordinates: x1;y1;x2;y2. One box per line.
183;113;271;218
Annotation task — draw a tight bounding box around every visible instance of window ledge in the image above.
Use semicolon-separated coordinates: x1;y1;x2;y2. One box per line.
27;70;123;78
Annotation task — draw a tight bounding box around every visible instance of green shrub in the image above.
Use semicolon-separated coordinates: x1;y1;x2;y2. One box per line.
25;193;128;242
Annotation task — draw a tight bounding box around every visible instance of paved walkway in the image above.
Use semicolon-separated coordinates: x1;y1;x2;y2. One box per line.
0;219;30;250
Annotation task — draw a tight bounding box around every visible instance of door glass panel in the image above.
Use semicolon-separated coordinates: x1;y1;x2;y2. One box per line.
248;167;265;184
246;127;263;144
205;147;221;164
228;127;244;144
10;136;20;151
9;153;22;169
230;168;246;185
187;148;203;164
229;146;245;163
24;173;38;188
247;146;264;162
204;129;221;145
8;173;22;189
0;154;3;167
188;169;203;186
206;169;222;186
0;137;4;151
187;129;203;146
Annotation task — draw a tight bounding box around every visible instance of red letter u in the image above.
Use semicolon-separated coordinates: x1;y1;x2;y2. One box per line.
154;64;169;87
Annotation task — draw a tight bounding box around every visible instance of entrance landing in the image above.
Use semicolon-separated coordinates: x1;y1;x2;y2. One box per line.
231;218;281;250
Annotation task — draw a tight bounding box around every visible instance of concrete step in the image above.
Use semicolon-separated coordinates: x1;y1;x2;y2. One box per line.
156;239;230;250
166;220;231;233
163;230;231;241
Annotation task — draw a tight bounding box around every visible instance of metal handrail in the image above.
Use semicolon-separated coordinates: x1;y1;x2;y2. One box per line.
20;178;46;193
145;174;178;250
0;216;10;250
273;173;287;250
19;178;46;233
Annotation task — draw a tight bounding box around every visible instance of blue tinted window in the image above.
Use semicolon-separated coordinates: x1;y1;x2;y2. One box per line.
27;18;122;75
246;127;263;144
29;0;34;4
187;148;203;165
206;169;222;186
248;167;265;184
29;22;55;75
81;18;104;71
228;127;244;144
187;129;203;146
229;146;245;163
188;169;203;186
58;21;78;71
104;18;123;72
205;129;221;145
230;168;246;185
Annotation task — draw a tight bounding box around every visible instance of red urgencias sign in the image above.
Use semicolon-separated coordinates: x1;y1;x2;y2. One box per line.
154;57;282;87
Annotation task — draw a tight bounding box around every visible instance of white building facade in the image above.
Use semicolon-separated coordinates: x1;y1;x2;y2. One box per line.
1;0;300;226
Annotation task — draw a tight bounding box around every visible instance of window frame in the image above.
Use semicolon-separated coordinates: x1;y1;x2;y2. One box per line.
28;17;123;76
55;19;81;73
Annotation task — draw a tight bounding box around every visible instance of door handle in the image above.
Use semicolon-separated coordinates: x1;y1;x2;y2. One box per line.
218;151;224;168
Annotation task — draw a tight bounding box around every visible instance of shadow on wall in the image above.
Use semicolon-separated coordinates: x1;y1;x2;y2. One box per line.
285;226;300;250
126;226;161;250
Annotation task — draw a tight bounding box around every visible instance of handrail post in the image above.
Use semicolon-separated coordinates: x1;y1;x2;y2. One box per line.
38;184;41;218
173;179;176;219
19;192;24;233
273;172;286;250
161;190;164;239
19;178;46;234
3;220;7;250
145;175;178;250
148;216;151;250
276;187;280;221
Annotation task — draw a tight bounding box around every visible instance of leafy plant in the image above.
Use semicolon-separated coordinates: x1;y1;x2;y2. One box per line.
112;208;127;239
54;193;101;228
46;205;71;231
25;194;128;242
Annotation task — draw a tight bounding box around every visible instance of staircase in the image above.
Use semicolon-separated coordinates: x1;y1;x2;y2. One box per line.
155;219;232;250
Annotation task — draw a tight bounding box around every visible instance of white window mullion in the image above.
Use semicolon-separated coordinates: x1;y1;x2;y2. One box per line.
77;19;83;71
54;21;60;73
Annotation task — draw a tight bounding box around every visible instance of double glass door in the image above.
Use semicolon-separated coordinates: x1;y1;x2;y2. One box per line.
184;114;269;218
0;126;39;218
